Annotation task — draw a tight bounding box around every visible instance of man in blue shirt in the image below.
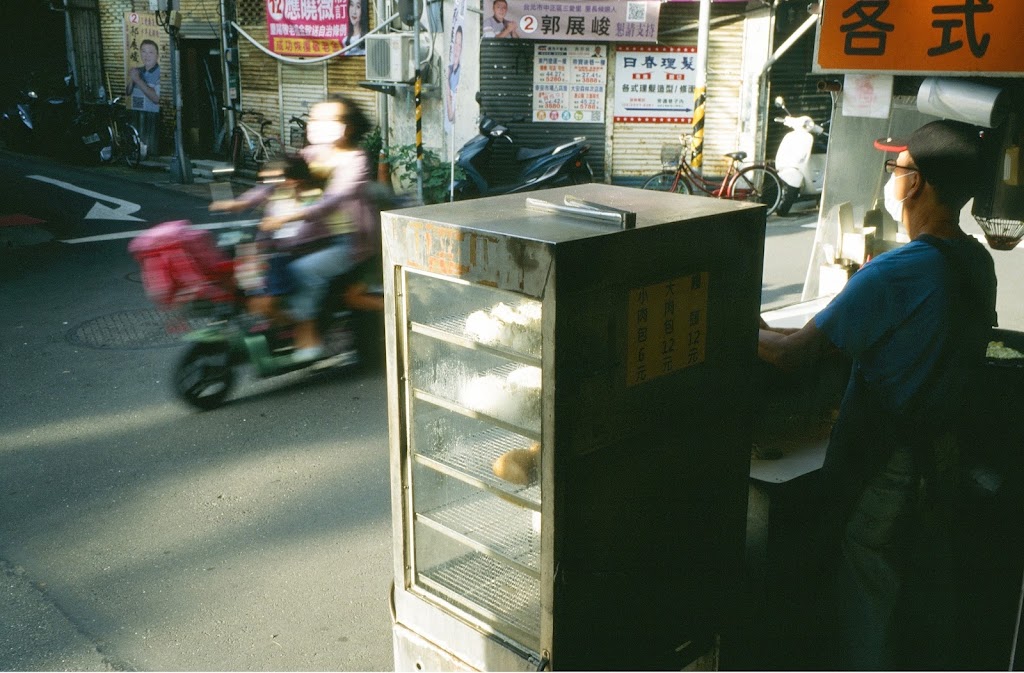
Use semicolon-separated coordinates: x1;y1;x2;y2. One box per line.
758;120;997;669
126;39;161;157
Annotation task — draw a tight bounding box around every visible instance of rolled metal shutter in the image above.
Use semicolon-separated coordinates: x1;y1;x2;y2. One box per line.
765;2;833;161
479;40;606;181
179;0;220;40
236;24;284;139
235;0;378;148
281;63;327;150
611;2;748;180
327;52;379;128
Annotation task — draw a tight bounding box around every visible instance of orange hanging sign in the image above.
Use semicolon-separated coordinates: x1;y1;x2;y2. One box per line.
815;0;1023;75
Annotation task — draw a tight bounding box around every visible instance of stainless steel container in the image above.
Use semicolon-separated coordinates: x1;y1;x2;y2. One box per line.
382;184;766;671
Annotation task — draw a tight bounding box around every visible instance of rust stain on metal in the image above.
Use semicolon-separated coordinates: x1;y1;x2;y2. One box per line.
402;220;502;279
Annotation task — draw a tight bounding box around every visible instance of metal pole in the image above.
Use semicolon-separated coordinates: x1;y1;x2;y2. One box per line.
413;0;424;203
170;21;193;184
691;0;711;175
220;0;235;135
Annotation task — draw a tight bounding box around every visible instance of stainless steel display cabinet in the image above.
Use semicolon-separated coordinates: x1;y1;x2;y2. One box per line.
383;185;766;671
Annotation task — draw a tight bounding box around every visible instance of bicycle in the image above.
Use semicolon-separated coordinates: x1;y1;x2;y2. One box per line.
229;109;282;170
643;133;784;215
288;113;309;148
86;96;142;167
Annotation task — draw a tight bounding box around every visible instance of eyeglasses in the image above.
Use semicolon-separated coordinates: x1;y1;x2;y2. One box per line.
884;159;920;175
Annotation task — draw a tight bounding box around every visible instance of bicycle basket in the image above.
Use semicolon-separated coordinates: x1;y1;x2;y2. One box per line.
660;143;682;169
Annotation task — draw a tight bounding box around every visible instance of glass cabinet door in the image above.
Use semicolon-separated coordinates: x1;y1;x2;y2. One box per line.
401;269;543;651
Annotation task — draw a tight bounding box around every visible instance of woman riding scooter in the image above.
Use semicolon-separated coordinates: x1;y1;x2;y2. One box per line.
261;94;381;362
212;95;380;363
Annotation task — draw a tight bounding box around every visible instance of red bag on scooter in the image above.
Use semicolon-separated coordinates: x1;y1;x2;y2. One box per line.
128;220;234;306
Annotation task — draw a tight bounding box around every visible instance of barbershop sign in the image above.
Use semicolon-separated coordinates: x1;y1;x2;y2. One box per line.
816;0;1024;74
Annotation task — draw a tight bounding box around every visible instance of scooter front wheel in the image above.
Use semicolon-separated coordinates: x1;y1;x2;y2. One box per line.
776;184;800;216
174;341;235;411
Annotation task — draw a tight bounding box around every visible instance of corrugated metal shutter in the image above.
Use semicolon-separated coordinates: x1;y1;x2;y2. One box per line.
765;2;832;160
179;0;220;40
611;2;748;180
479;40;606;181
237;25;284;139
327;52;379;127
67;0;105;102
235;0;379;147
281;63;327;150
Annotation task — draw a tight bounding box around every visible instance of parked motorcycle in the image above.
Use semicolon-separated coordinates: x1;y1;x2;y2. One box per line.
65;96;143;166
773;96;829;217
0;74;78;155
453;116;594;199
128;220;384;411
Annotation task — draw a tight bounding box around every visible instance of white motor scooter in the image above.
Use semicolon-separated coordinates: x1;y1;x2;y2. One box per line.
773;96;829;216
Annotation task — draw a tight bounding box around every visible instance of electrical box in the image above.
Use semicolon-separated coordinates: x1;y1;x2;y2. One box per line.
148;0;171;10
383;184;767;670
365;34;415;82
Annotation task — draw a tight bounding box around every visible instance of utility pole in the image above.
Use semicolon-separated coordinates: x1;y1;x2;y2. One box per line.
692;0;711;175
163;2;193;184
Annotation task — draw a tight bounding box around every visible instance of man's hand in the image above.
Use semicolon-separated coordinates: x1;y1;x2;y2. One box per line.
497;21;517;38
757;320;829;371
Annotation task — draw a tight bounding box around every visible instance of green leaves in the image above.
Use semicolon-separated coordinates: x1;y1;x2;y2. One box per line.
385;144;465;204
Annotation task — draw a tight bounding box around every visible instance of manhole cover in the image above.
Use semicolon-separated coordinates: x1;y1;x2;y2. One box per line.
67;308;208;350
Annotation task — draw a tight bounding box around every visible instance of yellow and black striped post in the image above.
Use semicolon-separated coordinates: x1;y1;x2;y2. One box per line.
415;67;424;203
692;0;711;175
692;85;706;172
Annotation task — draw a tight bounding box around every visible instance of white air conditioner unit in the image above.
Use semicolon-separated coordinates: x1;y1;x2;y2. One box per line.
365;34;415;82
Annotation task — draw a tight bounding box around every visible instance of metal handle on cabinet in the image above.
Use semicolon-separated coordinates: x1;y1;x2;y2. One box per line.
525;196;636;229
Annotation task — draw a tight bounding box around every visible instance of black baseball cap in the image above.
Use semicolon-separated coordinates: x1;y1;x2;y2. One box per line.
874;120;984;209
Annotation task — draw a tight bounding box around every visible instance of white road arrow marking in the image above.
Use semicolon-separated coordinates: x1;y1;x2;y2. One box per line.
28;174;144;222
63;219;259;244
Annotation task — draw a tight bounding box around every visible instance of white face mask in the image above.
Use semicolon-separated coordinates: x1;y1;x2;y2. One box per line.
883;172;912;225
306;120;346;146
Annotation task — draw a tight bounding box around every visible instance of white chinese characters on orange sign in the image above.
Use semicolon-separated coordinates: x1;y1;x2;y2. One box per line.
626;272;708;388
816;0;1021;74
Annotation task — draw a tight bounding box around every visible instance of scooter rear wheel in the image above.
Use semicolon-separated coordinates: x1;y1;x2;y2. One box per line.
174;341;235;410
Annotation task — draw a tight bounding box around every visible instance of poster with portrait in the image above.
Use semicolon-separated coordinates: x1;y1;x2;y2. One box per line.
444;0;466;131
124;12;166;113
482;0;660;43
266;0;368;57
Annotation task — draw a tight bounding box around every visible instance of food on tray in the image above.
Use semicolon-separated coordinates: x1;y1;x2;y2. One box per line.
464;301;542;353
987;340;1024;360
492;441;541;485
457;365;542;424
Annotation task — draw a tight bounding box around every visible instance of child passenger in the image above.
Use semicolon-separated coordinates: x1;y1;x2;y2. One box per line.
209;154;325;332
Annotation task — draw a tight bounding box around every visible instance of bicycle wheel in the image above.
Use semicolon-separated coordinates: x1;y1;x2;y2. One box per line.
122;124;142;168
642;171;691;194
730;165;783;215
229;127;245;170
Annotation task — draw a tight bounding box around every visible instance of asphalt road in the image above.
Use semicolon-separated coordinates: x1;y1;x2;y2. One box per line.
0;153;395;671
